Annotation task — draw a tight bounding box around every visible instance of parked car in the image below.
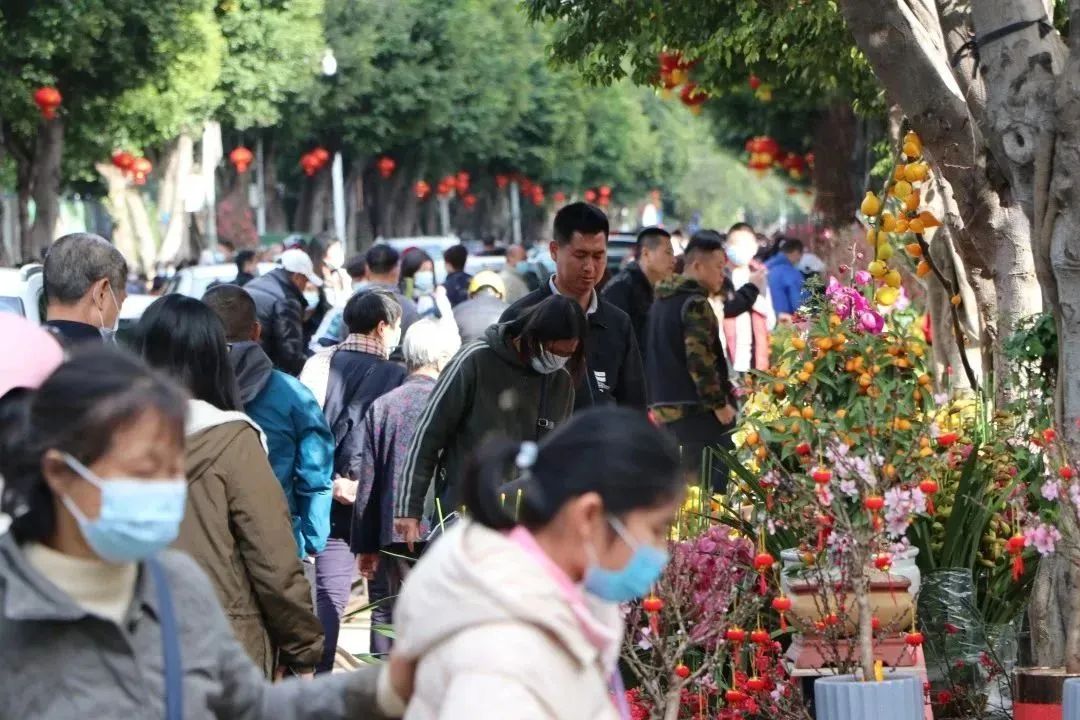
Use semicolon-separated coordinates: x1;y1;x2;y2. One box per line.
162;262;276;298
602;232;637;288
0;264;45;323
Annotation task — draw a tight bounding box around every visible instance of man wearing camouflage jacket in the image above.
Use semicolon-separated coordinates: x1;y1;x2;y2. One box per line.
645;230;763;492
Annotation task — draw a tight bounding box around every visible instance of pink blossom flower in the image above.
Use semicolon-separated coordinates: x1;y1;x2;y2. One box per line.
839;479;859;498
1042;479;1061;501
1024;523;1062;555
854;270;872;286
857;309;885;334
816;484;834;506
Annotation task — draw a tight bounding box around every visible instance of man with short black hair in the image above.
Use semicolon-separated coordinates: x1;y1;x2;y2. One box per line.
442;244;472;307
344;254;367;292
244;248;323;375
647;230;741;492
364;244;419;335
603;226;675;354
299;288;407;674
766;237;807;322
43;232;129;345
203;284;334;560
501;204;643;410
500;202;646;411
234;249;258;286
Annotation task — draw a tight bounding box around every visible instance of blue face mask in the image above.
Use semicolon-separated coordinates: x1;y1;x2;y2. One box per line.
583;516;669;603
413;270;435;294
61;453;188;564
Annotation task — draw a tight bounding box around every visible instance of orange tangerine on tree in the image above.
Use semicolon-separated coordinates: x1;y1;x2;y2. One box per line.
791;337;806;350
905;242;923;257
916;260;932;277
951;294;962;306
801;406;815;419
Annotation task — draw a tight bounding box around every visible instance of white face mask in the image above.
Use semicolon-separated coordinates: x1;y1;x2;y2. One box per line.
384;324;402;355
96;285;121;343
413;270;435;294
530;346;570;374
303;290;321;309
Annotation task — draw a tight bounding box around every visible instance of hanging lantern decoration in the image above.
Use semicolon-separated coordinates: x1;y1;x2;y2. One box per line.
584;188;598;203
748;74;762;90
33;86;62;120
300;152;321;177
752;551;774;595
454;171;471;196
495;174;510;190
519;177;534;195
131;157;152;186
1006;534;1026;581
414;180;431;200
771;595;792;631
746;136;780;174
436;177;453;197
552;191;567;205
229;146;254;174
111;151;136;175
781;153;808;180
312;147;330;168
598;185;612;199
679;83;709;114
377;156;396;179
530;185;544;206
462;193;478;210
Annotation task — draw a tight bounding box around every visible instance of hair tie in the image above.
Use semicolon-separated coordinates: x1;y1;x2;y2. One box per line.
515;441;539;471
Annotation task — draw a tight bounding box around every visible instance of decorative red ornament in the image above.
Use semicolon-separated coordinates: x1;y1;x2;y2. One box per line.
462;193;478;210
33;86;62;120
746;677;767;693
229;146;254;173
937;432;959;448
864;496;885;512
812;468;832;484
772;595;792;631
111;151;136;173
679;83;709;113
795;442;811;456
839;264;850;274
874;554;892;571
905;631;925;647
312;147;330;167
724;627;746;644
530;185;545;206
597;194;610;207
552;191;567;205
919;479;939;513
642;596;664;613
495;174;510;190
584;189;598;203
300;153;321;177
749;74;762;90
1060;466;1076;479
1006;534;1026;582
750;628;770;644
131;157;152;185
455;171;471;195
753;552;775;572
377;156;396;179
724;689;746;705
871;616;881;631
674;664;691;679
598;185;612;198
414;180;431;200
1043;428;1058;443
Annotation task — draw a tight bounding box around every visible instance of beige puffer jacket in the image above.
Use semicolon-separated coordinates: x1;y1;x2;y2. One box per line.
395;522;624;720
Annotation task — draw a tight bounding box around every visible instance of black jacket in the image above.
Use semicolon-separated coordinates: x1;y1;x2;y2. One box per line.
244;269;309;376
322;348;407;540
43;319;102;347
602;262;653;354
500;282;647;412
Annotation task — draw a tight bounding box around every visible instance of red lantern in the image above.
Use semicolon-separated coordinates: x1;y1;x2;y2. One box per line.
111;151;136;174
597;194;610;207
519;177;534;195
462;193;478;210
131;157;152;185
552;191;566;205
33;86;62;120
749;74;762;90
495;174;510;190
312;147;330;168
300;153;321;177
414;180;431;200
598;185;612;198
530;185;544;206
229;146;254;174
679;83;709;113
455;171;470;195
377;156;396;179
584;189;598;203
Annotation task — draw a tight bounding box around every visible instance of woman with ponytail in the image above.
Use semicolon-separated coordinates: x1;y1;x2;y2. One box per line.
393;406;684;720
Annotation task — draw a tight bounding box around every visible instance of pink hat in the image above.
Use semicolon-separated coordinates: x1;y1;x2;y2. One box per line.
0;315;64;398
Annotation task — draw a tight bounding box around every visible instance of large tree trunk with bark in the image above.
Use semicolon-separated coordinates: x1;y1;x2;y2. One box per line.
812;102;861;227
97;164;139;267
28;119;63;258
156;133;194;270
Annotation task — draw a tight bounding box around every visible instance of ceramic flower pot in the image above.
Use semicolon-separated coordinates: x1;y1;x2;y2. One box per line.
814;673;923;720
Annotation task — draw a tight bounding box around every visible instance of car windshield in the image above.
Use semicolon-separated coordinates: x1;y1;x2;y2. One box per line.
0;296;25;316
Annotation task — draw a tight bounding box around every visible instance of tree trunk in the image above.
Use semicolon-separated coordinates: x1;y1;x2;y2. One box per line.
127;187;157;273
264;137;288;232
29;119;63;258
156;133;194;269
96;163;139;269
812;102;860;227
16;165;32;264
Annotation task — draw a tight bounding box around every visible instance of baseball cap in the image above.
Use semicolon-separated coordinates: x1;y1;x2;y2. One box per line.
469;270;506;298
280;248;323;287
0;315;64;398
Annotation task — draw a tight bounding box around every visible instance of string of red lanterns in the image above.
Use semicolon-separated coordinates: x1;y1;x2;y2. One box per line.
299;147;331;177
110;150;152;185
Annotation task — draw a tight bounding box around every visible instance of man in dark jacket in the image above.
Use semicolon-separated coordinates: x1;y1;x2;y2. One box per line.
42;232;128;346
499;202;647;411
234;249;258;286
203;284;335;560
602;225;675;355
452;270;507;344
244;248;323;376
442;244;472;307
299;288;406;674
646;230;746;492
364;244;419;335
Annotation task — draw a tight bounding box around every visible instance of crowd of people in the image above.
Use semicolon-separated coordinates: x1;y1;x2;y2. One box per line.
0;203;817;718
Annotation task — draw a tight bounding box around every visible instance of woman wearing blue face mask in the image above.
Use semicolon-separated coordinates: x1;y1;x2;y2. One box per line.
0;348;414;719
393;406;683;720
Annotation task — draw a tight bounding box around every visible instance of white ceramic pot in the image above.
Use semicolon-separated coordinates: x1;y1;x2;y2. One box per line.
815;673;923;720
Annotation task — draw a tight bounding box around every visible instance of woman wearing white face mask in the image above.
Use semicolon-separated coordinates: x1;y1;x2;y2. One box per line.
0;348;414;719
395;406;684;719
393;294;586;550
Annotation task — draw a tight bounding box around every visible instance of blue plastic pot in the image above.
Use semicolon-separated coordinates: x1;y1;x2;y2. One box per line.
815;673;922;720
1064;677;1080;719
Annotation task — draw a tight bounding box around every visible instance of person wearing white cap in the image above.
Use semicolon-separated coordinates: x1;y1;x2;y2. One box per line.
244;248;324;376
